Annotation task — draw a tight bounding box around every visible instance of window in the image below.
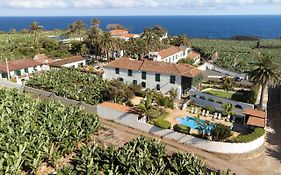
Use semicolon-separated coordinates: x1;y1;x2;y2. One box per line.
155;74;160;82
15;70;21;76
115;68;120;74
170;76;176;84
33;66;37;71
156;84;160;91
133;80;137;85
142;71;146;80
141;82;146;88
24;68;28;73
128;69;132;76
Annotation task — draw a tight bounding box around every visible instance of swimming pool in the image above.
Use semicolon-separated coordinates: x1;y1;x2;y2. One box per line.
177;116;214;133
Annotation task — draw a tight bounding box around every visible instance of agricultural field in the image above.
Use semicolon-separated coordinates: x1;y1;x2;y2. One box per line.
0;30;70;62
191;39;281;73
26;68;109;105
58;137;230;175
0;88;230;174
0;88;100;174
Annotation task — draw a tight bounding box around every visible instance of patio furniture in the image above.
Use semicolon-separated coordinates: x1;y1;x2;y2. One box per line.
206;111;210;117
191;107;195;113
226;115;231;122
214;112;218;119
195;108;198;114
218;113;222;120
202;110;206;116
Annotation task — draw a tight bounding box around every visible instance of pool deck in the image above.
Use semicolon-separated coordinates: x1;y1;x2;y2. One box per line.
166;108;233;127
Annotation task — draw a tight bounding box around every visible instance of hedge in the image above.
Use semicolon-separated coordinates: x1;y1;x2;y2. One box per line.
231;128;265;143
155;119;171;129
173;124;191;134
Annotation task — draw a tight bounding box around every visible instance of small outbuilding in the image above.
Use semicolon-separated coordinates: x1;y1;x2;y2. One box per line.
244;108;266;128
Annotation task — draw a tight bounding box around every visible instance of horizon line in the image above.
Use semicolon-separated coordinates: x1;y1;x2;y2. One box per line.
2;14;281;17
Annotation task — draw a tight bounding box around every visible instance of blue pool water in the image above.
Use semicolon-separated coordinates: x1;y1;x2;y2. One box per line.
177;117;214;133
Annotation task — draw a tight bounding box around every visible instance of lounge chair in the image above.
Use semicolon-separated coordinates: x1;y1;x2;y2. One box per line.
206;111;210;117
214;112;218;119
191;107;195;113
218;113;222;120
195;108;198;114
202;110;206;116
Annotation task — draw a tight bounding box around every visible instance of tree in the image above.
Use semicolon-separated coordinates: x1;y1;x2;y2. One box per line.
92;18;100;27
222;77;234;99
67;20;85;41
29;22;43;54
248;54;281;109
137;96;153;119
223;103;234;120
172;35;191;47
101;32;114;62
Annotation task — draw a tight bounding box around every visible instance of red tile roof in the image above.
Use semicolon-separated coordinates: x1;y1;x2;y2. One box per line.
158;46;183;59
49;56;85;67
0;59;41;73
244;108;266;119
33;54;55;64
247;116;265;128
110;29;129;36
105;57;202;78
187;51;201;59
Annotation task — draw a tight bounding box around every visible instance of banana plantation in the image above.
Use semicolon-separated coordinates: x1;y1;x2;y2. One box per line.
0;88;100;174
191;39;281;73
26;68;109;105
58;137;231;175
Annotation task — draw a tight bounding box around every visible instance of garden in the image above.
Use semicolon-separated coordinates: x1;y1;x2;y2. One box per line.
0;88;233;174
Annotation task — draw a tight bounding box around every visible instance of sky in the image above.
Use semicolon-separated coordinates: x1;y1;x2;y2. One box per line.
0;0;281;16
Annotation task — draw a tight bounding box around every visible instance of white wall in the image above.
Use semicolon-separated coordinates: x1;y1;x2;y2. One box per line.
62;60;86;68
189;88;254;116
103;67;182;98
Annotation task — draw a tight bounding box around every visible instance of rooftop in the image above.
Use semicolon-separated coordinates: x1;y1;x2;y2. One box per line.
244;108;266;119
0;59;41;73
49;56;85;67
158;46;183;59
105;57;202;78
110;29;129;36
187;51;201;59
244;108;266;128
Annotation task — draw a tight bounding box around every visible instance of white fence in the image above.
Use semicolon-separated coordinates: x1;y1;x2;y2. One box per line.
189;88;254;116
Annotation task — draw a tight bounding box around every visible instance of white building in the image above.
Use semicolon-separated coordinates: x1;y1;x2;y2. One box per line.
110;29;140;41
49;55;86;68
0;58;49;83
103;57;202;99
187;51;201;65
149;46;192;63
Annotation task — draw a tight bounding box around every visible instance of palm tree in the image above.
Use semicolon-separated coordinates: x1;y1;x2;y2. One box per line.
136;96;153;120
173;35;191;47
29;22;42;54
222;77;234;99
248;54;281;109
91;18;100;28
101;32;114;62
223;103;234;121
67;20;85;41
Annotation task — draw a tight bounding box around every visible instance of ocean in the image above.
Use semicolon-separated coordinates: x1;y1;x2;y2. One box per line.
1;16;281;39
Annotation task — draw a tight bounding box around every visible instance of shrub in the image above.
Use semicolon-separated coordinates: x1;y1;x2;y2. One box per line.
155;119;171;129
211;124;232;141
205;106;216;113
129;84;142;95
173;124;191;134
232;128;265;143
157;96;174;109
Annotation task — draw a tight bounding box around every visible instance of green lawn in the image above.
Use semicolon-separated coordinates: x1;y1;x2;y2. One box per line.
202;89;256;103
